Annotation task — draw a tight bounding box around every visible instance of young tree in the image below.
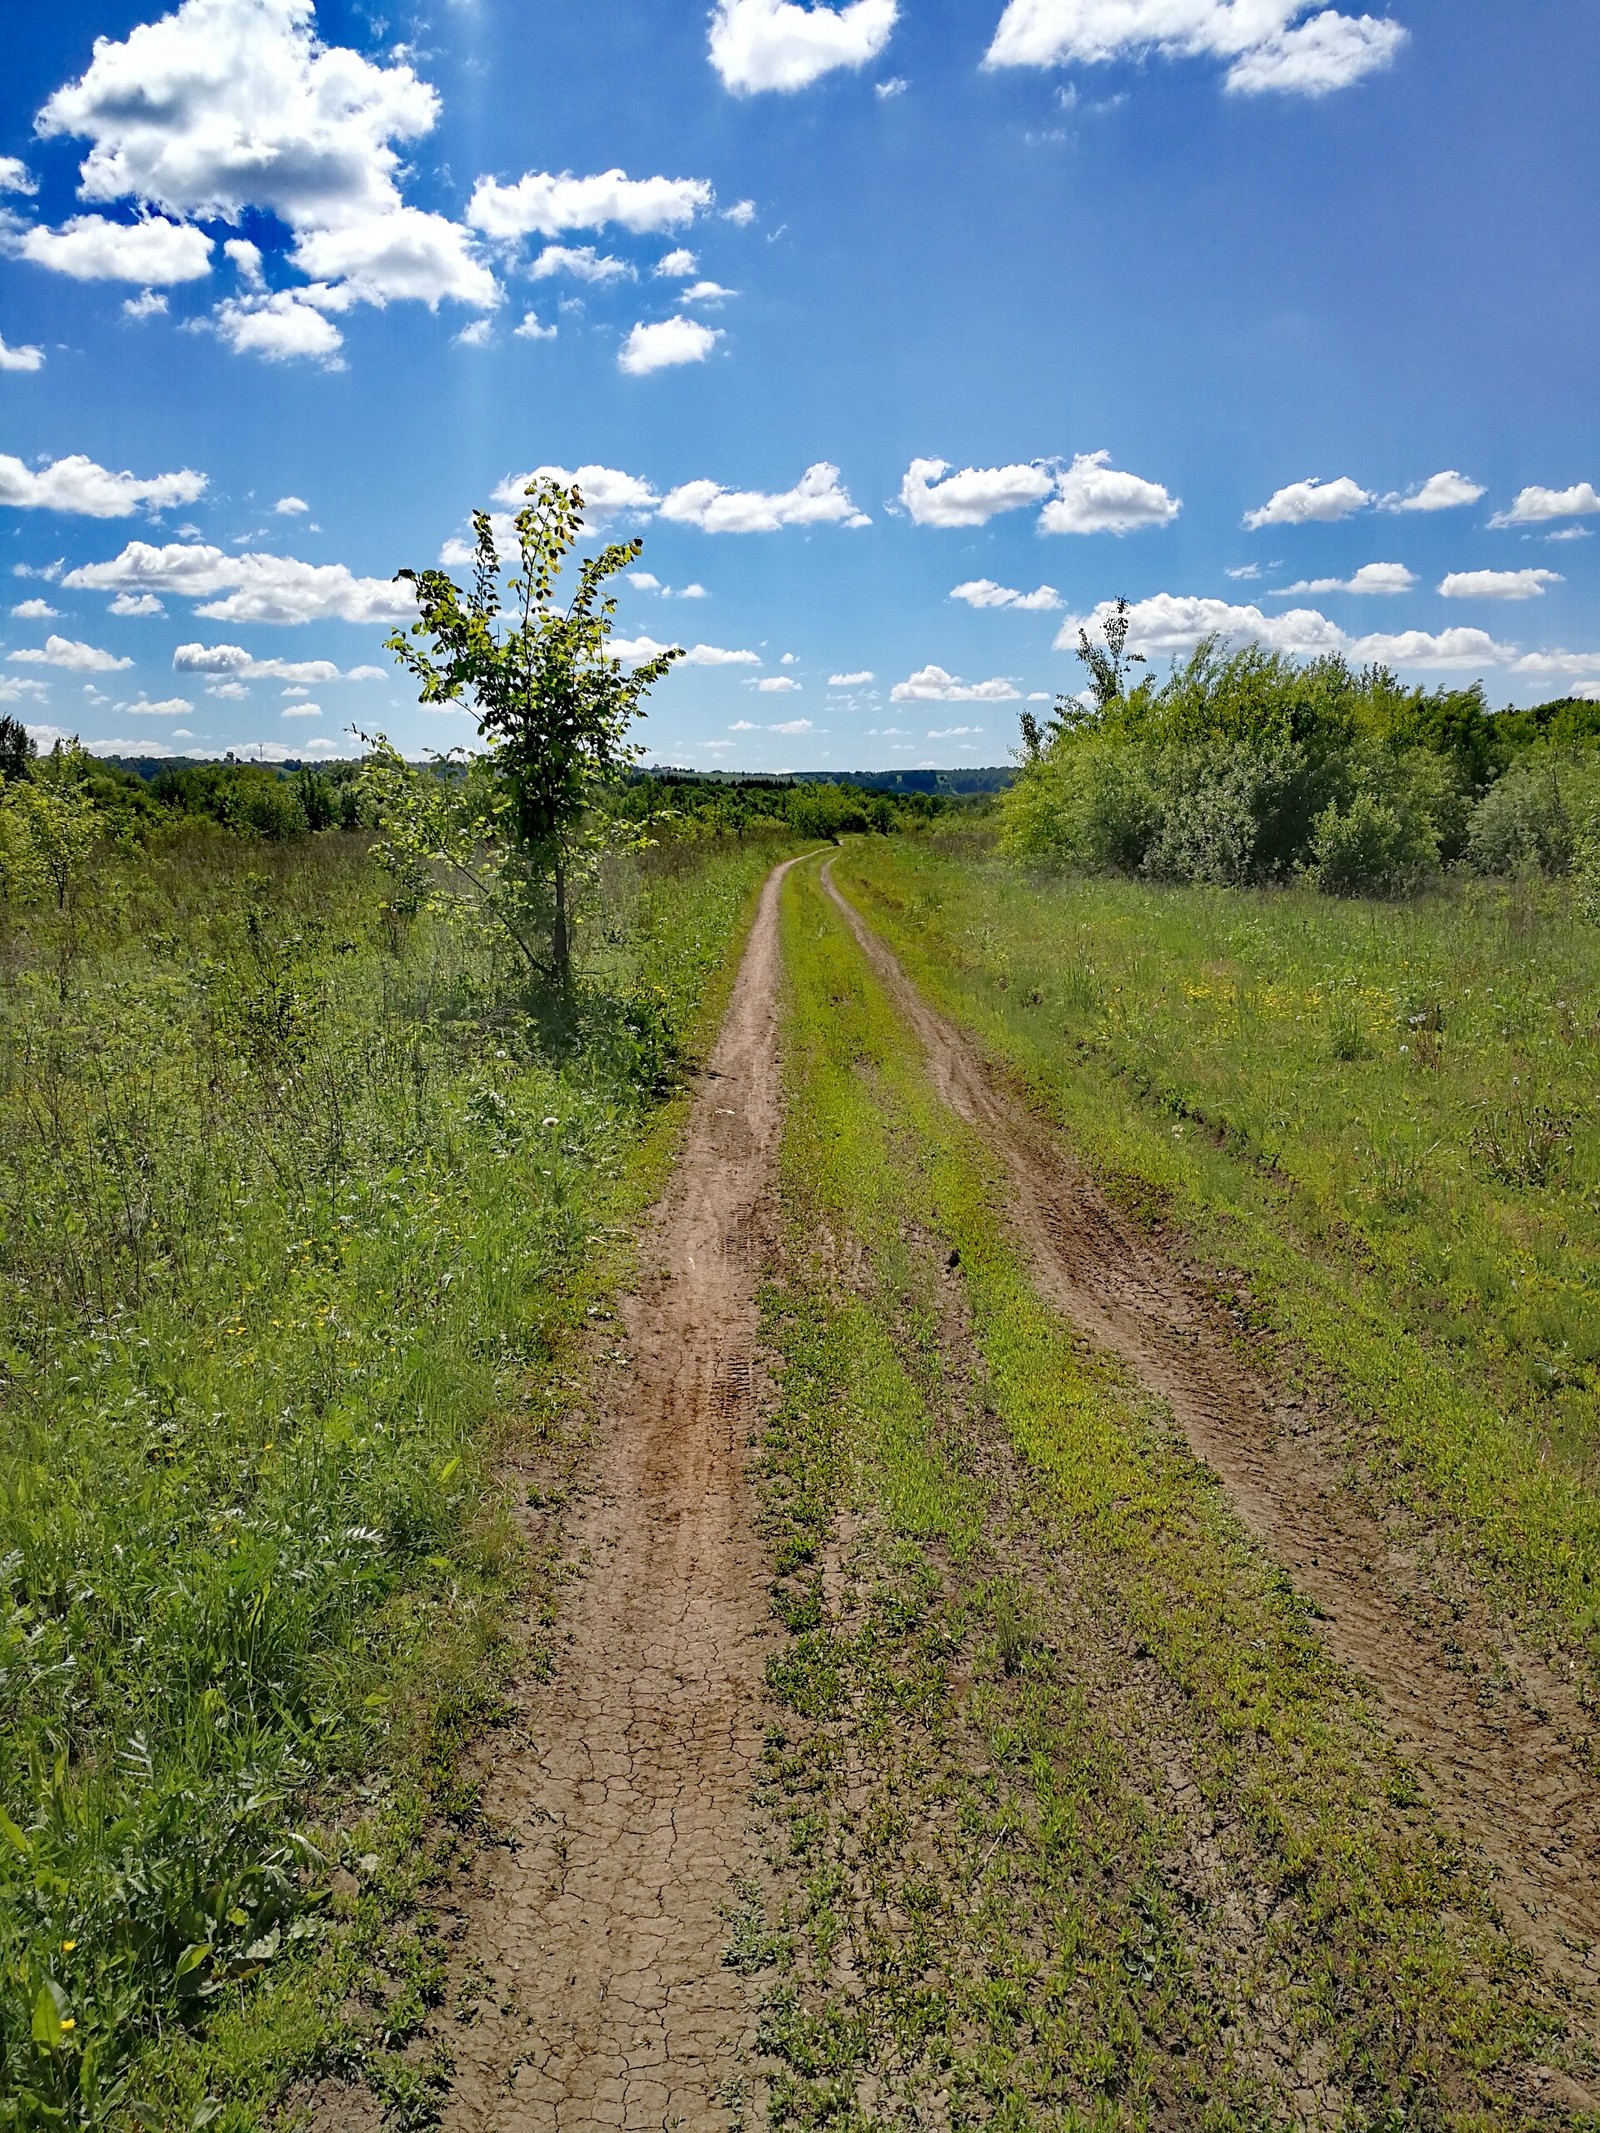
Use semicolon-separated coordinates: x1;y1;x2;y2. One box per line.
1072;596;1145;715
0;713;36;783
382;479;681;987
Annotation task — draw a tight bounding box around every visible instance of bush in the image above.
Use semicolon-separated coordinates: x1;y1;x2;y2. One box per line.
1306;785;1439;897
1464;751;1600;877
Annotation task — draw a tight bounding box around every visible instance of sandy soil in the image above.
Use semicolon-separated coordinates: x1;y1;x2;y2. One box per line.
416;857;799;2129
821;857;1600;2015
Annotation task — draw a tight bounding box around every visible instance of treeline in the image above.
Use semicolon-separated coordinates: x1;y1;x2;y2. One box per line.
615;771;966;840
1002;633;1600;898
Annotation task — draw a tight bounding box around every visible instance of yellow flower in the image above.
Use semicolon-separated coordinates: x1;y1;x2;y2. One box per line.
61;1940;76;1953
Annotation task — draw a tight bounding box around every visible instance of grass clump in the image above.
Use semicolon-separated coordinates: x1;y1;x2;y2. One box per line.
0;824;785;2129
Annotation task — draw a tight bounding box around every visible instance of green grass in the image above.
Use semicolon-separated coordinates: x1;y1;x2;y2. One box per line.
831;834;1600;1677
0;825;787;2130
753;854;1587;2130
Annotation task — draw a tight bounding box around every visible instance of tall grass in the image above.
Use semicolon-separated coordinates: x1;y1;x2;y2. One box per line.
0;824;785;2128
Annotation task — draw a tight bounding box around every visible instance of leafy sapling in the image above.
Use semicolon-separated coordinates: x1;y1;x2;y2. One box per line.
374;479;682;988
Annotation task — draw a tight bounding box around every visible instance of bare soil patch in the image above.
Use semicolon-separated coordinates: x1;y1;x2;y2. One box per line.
821;858;1600;2017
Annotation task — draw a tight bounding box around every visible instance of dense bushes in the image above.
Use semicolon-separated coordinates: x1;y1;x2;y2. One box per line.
1002;637;1599;899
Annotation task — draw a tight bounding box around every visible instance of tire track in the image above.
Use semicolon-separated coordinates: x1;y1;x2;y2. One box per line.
820;855;1600;2010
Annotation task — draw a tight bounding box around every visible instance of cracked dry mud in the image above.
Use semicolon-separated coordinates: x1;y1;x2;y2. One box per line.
821;857;1600;2019
427;858;801;2130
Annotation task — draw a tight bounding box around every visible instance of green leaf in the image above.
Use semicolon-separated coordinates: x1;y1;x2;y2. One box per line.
174;1942;213;1984
435;1455;460;1485
32;1978;67;2052
0;1807;30;1858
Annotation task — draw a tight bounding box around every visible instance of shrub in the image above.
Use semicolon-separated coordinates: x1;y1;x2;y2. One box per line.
1306;786;1439;897
1464;751;1600;876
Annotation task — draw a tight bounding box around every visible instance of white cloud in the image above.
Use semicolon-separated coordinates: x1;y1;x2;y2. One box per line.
1380;469;1485;514
109;592;166;615
950;578;1063;609
611;633;760;667
215;291;345;364
275;496;310;516
117;694;193;716
659;462;868;533
899;456;1054;528
769;717;813;733
678;280;737;303
224;237;265;288
723;199;758;226
680;582;709;598
14;214;213;284
1225;12;1405;95
1491;482;1600;528
710;0;898;93
530;244;634;283
1225;562;1261;579
122;288;168;320
1438;568;1562;601
877;75;909;96
1243;475;1372;528
495;464;661;523
618;316;722;373
280;701;323;718
656;248;698;277
454;317;493;347
0;452;206;518
11;599;59;619
891;664;1021;702
1348;626;1513;668
753;675;802;692
1;679;50;703
1041;451;1180;534
65;544;415;626
984;1;1405;97
514;309;557;340
729;719;758;730
229;737;344;762
468;169;712;240
9;634;133;673
0;158;36;196
0;330;44;373
34;0;497;338
629;572;662;591
172;643;343;683
1278;561;1415;595
829;669;874;687
927;724;983;737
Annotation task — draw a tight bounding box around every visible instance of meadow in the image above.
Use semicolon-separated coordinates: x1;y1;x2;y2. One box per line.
0;814;787;2128
831;833;1600;1674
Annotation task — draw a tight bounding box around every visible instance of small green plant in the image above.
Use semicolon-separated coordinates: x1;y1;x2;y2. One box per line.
1470;1089;1576;1189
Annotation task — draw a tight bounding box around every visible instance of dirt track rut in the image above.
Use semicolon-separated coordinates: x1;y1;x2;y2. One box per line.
428;859;799;2129
821;857;1600;2008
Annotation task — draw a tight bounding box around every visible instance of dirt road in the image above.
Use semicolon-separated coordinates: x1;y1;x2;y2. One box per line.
426;858;800;2130
820;857;1600;2010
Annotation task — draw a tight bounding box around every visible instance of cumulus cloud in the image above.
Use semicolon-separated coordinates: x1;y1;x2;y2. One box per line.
618;317;722;373
678;279;737;304
710;0;899;93
122;288;168;320
829;669;874;686
900;457;1054;528
1040;450;1180;534
514;309;557;340
1438;568;1562;600
768;717;813;733
656;248;698;277
0;158;36;196
950;578;1063;609
172;643;344;683
495;464;661;523
0;331;45;373
611;634;759;667
280;701;323;717
0;453;207;518
926;724;983;737
9;634;133;673
1490;482;1600;527
659;462;868;533
1380;469;1485;514
64;543;416;626
1243;475;1372;528
1054;591;1589;677
752;675;802;692
275;496;309;516
530;245;635;283
11;599;59;619
31;0;497;350
890;664;1020;703
468;170;712;240
13;214;213;284
1278;562;1415;595
984;1;1405;97
214;290;345;363
117;694;193;716
110;592;166;615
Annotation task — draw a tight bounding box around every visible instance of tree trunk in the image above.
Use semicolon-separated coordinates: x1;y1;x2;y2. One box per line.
552;853;570;989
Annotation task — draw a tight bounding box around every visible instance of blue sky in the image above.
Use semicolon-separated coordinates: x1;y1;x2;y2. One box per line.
0;0;1596;772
